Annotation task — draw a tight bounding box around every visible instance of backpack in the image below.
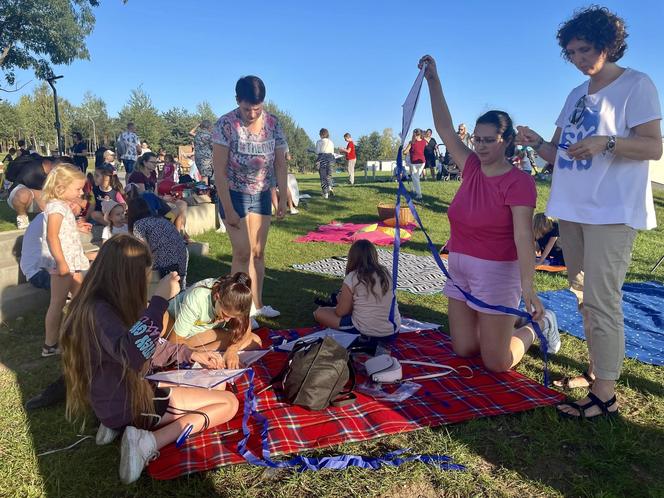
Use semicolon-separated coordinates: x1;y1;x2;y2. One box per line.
116;134;127;158
273;336;356;411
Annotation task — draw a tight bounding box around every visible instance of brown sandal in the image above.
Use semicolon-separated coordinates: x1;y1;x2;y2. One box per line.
553;370;594;390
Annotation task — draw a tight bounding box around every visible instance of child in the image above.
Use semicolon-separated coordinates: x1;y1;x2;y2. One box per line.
60;235;238;484
164;273;262;367
314;240;401;351
338;132;357;185
128;197;188;288
90;165;125;226
160;153;179;183
315;128;335;199
533;213;565;266
41;165;89;357
101;200;128;242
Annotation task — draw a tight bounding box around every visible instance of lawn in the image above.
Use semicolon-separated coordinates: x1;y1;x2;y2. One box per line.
1;173;663;497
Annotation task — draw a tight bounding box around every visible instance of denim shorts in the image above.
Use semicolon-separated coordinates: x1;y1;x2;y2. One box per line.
218;189;272;219
28;269;51;290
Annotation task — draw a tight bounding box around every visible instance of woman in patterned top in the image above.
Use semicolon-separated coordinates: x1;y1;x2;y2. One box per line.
190;119;214;184
212;76;288;319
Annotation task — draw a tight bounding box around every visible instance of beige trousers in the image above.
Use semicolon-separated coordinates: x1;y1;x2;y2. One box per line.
558;220;637;380
347;159;356;185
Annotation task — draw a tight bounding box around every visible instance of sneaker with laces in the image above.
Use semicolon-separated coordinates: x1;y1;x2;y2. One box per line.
96;423;120;446
25;376;66;411
289;207;299;215
254;305;280;318
119;426;158;484
16;215;29;230
541;309;561;354
41;344;61;358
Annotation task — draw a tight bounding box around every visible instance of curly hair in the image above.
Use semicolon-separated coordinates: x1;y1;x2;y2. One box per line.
557;6;628;63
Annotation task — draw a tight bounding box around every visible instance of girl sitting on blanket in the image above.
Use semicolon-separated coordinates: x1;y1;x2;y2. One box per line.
314;240;401;352
61;234;239;485
163;273;262;368
533;213;566;266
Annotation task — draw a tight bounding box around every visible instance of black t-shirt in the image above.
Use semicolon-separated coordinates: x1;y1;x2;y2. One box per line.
537;222;565;264
424;137;438;157
92;185;121;212
7;156;47;190
71;142;88;171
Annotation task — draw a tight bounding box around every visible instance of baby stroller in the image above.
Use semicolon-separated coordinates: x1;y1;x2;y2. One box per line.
438;147;461;181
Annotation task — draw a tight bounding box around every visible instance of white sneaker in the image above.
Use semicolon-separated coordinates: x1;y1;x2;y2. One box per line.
323;193;329;199
96;423;119;445
119;426;158;484
289;208;299;215
254;305;280;318
16;215;29;230
251;317;260;330
541;309;561;354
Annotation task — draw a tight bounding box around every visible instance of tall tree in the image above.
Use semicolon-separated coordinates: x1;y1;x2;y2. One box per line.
379;128;400;160
195;101;217;124
118;87;166;151
356;131;382;167
161;107;197;154
0;101;20;146
263;101;314;173
0;0;100;90
16;83;72;153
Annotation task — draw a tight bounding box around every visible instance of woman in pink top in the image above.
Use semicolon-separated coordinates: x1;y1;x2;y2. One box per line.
402;129;427;201
418;55;561;374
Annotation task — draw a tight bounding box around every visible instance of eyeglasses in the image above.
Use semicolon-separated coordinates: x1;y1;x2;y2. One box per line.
470;136;501;145
570;95;587;125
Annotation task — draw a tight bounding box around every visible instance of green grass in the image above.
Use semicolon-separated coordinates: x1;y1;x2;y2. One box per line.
1;173;663;497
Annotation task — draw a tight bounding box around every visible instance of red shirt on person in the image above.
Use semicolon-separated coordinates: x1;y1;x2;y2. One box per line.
409;139;426;164
446;153;536;261
345;141;356;160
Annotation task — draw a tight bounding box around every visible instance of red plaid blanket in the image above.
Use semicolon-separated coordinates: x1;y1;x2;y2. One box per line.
148;327;564;479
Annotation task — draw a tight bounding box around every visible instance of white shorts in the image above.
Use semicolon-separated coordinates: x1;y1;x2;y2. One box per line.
7;185;39;213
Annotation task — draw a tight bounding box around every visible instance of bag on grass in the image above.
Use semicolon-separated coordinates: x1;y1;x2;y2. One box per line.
274;336;355;411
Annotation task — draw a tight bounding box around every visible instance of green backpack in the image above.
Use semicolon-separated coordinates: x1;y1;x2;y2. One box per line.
275;336;356;411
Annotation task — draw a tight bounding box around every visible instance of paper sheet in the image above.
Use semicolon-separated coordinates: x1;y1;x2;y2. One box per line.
276;328;359;352
399;318;442;333
146;368;247;389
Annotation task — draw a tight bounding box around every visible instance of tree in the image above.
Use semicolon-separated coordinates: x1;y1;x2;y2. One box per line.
263;101;314;173
379;128;400;160
118;87;166;151
161;107;197;154
0;0;100;90
0;101;20;148
355;131;382;167
195;101;217;124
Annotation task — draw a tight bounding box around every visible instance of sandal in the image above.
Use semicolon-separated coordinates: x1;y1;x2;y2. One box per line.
557;392;619;420
553;370;594;390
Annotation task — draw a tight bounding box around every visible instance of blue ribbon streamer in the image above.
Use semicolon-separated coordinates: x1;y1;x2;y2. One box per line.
237;370;465;472
390;146;550;386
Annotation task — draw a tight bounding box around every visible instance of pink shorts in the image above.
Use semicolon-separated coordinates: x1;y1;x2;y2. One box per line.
443;252;521;315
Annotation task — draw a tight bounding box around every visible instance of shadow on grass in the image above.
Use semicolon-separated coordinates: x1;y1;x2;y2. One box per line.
1;250;662;496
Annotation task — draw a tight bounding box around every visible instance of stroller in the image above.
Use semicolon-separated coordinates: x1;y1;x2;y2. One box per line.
437;146;461;181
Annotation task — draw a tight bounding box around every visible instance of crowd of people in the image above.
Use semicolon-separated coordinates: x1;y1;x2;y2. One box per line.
0;5;660;484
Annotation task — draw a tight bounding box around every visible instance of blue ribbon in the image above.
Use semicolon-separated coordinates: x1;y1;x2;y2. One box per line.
390;146;550;386
237;370;465;472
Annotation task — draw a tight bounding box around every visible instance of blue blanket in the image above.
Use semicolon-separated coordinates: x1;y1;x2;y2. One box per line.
538;281;664;366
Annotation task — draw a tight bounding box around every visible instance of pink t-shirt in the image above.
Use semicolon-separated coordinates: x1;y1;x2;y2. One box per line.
447;153;536;261
162;163;177;182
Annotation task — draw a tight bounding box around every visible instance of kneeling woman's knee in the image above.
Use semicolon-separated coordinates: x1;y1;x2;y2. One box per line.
482;355;511;373
452;343;479;359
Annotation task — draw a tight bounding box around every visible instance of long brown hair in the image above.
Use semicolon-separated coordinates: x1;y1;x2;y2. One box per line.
61;234;155;428
346;240;391;299
533;213;555;240
207;272;253;343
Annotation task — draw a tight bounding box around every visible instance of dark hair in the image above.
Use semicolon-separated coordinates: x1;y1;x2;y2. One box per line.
235;76;266;105
346;240;391;299
8;147;16;154
319;128;329;139
557;6;628;63
18;139;25;147
475;110;516;157
127;197;152;232
95;165;124;192
164;153;174;163
127;122;134;128
136;152;158;172
343;133;351;139
73;132;83;141
426;128;433;134
208;272;253;344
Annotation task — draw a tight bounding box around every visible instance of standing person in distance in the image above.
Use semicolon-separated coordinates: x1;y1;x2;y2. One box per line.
402;129;426;201
338;132;357;185
315;128;335;198
516;6;662;419
424;129;439;181
117;123;142;174
70;132;89;173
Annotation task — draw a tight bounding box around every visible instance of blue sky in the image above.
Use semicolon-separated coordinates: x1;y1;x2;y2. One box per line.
7;0;664;146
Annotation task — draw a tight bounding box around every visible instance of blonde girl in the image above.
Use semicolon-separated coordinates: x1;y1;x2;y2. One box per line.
41;164;89;357
61;235;239;484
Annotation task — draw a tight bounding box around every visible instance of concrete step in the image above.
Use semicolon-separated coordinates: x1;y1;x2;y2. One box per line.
0;282;50;322
0;229;24;264
0;259;26;288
